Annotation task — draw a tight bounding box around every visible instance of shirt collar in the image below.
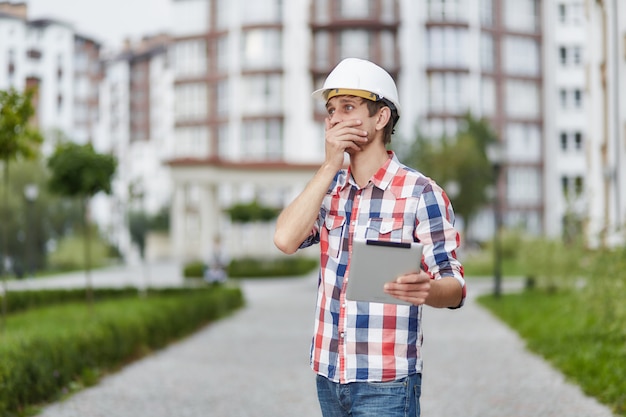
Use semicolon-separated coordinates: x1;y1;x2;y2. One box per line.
344;150;400;191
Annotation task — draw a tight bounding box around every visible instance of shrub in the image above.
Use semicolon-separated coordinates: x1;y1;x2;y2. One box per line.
183;261;206;278
0;286;244;417
183;257;318;279
227;256;318;278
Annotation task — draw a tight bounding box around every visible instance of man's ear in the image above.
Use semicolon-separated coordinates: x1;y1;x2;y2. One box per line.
375;107;391;131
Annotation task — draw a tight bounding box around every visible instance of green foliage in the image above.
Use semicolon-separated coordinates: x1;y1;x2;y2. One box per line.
517;235;590;291
0;87;43;163
225;200;280;223
47;142;116;198
400;113;497;235
183;261;206;278
47;233;113;272
0;286;244;416
128;208;170;259
479;289;626;416
1;87;44;324
0;287;143;315
183;257;319;278
128;211;149;258
227;256;318;278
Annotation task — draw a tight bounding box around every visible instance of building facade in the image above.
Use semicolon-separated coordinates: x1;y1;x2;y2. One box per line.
163;0;626;262
3;0;624;263
95;35;174;260
0;1;102;149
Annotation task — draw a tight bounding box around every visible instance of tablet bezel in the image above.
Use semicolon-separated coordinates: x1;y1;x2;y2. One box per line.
345;239;423;306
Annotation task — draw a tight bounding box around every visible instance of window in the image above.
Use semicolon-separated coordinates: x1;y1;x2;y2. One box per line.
216;36;229;72
241;119;283;160
504;0;538;32
241;29;282;70
560;132;568;150
216;0;230;30
559;45;583;67
314;32;330;68
240;74;283;115
507;167;541;204
481;33;494;71
338;0;373;19
27;49;42;59
428;0;467;22
427;27;469;67
507;123;541;162
428;73;468;113
173;39;207;76
560;131;584;152
558;3;566;23
241;0;282;24
175;83;208;121
559;47;567;65
574;132;582;149
315;0;330;22
380;31;396;68
503;36;539;76
572;46;582;65
217;124;229;158
217;80;229;115
481;0;494;26
339;30;371;61
559;89;568;108
506;80;540;118
573;89;582;108
481;77;495;116
561;175;584;197
558;1;583;25
174;127;210;157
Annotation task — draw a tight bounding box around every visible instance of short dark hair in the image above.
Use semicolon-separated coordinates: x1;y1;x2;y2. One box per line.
364;99;396;145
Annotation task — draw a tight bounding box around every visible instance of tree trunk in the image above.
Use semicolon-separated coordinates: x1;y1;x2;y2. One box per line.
82;197;94;310
1;163;9;329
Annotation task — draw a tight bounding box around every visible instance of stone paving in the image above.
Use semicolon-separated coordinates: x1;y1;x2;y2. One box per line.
24;266;616;417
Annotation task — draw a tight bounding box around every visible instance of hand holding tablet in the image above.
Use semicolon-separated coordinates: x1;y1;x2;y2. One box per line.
346;239;424;306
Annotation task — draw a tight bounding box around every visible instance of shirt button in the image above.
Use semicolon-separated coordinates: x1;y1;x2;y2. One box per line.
340;332;345;338
342;303;346;308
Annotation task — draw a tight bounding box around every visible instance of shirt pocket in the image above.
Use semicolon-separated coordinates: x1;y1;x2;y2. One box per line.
322;214;346;258
366;217;405;242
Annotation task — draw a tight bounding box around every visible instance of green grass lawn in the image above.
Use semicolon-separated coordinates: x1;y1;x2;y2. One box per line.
479;290;626;416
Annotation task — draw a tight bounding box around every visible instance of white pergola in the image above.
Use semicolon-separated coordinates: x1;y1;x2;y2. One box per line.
168;159;319;262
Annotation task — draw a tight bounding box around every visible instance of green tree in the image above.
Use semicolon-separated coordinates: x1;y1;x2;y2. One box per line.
0;87;43;327
402;113;498;238
47;142;117;307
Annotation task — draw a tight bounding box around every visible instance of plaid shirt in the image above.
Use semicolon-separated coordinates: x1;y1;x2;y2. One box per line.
300;152;465;383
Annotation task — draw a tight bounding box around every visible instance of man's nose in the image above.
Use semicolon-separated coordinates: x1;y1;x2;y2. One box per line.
328;112;342;127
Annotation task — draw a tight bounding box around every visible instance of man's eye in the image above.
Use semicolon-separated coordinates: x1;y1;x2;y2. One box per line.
345;105;354;111
328;109;335;115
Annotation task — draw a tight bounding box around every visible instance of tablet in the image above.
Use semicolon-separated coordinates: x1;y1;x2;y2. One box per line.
346;239;423;306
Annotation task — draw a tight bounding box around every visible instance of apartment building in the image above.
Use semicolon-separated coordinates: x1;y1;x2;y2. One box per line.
4;0;623;263
583;0;626;247
95;35;174;259
165;0;549;260
0;1;101;148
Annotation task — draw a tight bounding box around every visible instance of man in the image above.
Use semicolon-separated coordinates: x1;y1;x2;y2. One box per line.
274;58;465;416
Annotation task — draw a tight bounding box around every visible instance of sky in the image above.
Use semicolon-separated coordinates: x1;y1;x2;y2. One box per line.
26;0;171;50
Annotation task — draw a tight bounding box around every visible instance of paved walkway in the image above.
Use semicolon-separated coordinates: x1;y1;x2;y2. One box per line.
22;266;615;417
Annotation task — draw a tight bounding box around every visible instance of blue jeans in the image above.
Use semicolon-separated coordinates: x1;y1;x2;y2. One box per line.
316;374;422;417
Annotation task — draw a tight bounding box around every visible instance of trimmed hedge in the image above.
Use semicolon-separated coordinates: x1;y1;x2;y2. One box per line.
0;286;244;417
184;257;319;279
0;287;143;315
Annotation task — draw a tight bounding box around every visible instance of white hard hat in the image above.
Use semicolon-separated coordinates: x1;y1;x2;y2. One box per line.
312;58;401;126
